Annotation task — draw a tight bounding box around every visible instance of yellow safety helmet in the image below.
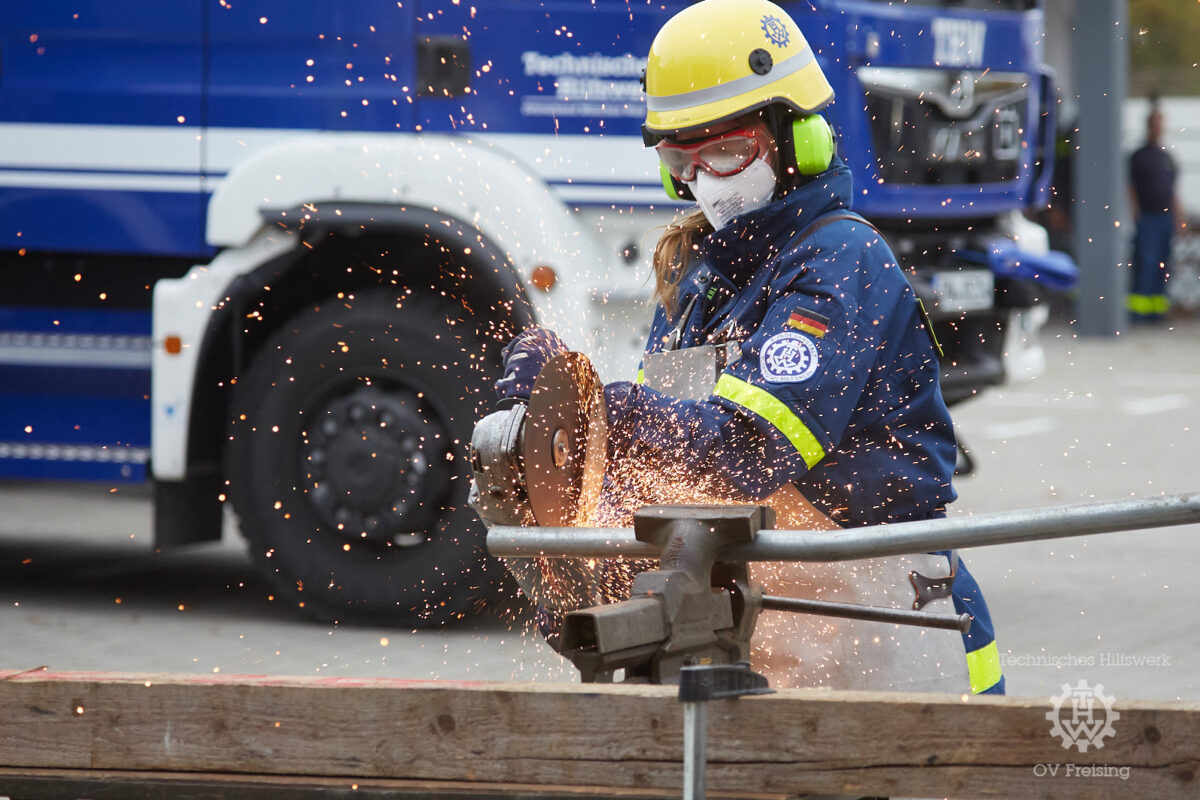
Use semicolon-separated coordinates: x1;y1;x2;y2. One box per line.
643;0;834;141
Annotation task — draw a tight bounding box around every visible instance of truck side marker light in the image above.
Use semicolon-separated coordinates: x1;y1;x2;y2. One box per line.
531;265;557;291
165;336;183;355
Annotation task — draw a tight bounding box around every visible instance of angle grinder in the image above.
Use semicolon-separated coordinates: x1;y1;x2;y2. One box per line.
467;351;606;528
468;352;610;614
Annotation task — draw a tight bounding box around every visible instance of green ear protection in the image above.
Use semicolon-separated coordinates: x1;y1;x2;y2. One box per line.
661;162;691;201
660;114;835;201
791;113;835;177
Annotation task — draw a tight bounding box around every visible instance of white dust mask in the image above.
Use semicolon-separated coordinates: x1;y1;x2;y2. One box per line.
687;158;777;231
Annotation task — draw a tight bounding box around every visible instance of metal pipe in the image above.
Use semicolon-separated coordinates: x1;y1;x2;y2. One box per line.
487;526;660;559
760;595;973;633
682;701;707;800
487;492;1200;562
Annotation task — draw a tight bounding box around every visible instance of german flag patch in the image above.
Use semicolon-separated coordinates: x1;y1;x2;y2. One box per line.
787;308;829;338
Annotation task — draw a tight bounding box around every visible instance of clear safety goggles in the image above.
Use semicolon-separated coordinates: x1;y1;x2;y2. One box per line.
655;127;766;182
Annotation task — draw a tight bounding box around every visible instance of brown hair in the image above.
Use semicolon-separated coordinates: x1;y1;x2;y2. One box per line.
651;208;712;311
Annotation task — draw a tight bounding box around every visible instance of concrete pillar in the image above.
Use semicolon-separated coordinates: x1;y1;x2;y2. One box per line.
1070;0;1129;335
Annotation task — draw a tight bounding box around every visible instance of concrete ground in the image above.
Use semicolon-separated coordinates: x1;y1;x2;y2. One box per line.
1;317;1197;702
948;316;1200;701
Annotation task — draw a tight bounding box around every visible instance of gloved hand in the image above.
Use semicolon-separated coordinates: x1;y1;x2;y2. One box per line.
494;326;568;401
602;381;636;425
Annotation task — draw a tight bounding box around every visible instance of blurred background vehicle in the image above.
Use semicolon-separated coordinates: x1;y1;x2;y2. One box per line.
0;0;1073;625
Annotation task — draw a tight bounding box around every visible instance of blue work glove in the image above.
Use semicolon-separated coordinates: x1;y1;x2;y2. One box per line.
603;381;637;429
494;326;568;401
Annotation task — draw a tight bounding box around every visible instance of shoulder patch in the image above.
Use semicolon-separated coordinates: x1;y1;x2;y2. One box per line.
760;331;820;383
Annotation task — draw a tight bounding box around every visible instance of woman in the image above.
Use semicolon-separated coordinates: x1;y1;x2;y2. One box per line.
496;0;1003;695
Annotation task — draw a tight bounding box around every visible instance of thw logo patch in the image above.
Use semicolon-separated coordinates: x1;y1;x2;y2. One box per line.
760;331;819;383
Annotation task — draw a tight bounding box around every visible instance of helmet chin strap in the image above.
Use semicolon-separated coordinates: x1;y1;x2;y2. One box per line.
765;104;800;199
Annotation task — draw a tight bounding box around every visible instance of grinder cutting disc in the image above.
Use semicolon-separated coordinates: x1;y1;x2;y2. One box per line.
524;351;607;526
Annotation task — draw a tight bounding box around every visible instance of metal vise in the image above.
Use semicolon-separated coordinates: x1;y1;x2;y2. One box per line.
561;505;769;683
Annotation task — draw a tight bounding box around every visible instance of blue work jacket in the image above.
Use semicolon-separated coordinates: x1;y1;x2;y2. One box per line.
606;158;1004;693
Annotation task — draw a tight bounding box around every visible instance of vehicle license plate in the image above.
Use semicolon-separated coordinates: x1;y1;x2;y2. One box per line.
931;270;994;312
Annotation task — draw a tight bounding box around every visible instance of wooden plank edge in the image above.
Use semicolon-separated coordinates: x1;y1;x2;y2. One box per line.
0;768;788;800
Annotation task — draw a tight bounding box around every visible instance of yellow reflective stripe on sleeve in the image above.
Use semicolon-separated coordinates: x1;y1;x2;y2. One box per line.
966;641;1003;694
713;373;825;469
636;368;645;384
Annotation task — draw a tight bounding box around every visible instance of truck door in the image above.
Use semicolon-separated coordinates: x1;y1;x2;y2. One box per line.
0;1;205;256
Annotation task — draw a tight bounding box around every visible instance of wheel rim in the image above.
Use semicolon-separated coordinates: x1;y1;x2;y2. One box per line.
302;384;448;543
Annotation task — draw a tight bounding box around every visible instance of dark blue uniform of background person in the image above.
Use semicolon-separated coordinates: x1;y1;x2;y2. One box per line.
499;155;1004;695
1128;106;1185;321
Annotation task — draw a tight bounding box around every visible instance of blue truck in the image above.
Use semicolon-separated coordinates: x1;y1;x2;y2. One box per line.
0;0;1072;625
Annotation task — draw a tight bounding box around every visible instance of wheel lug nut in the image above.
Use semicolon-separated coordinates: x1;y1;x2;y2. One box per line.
321;417;340;436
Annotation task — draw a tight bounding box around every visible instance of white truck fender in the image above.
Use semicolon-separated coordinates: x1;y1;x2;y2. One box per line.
152;132;614;480
151;229;295;480
207;131;612;338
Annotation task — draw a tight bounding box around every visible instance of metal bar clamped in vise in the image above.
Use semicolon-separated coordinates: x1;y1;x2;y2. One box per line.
488;492;1200;684
541;504;972;685
488;492;1200;562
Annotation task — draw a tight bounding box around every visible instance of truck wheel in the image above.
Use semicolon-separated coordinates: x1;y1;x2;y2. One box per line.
225;289;502;626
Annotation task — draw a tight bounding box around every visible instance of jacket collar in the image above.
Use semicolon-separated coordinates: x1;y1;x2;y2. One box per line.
691;156;854;292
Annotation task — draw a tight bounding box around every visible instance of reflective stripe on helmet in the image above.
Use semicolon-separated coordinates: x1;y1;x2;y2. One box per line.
645;47;816;113
714;373;824;469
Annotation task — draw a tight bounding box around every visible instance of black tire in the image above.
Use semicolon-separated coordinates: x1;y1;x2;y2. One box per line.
225;289;501;626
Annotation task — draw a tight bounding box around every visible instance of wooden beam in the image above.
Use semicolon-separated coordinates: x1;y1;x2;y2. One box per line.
1;671;1197;799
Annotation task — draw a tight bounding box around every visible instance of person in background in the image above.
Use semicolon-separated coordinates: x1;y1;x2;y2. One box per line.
1128;101;1187;322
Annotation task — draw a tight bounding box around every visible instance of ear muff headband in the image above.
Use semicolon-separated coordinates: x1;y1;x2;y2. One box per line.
792;114;834;176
